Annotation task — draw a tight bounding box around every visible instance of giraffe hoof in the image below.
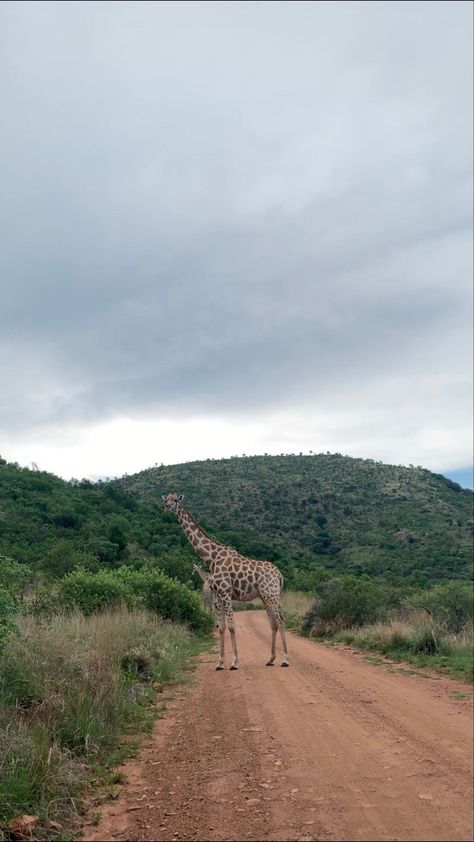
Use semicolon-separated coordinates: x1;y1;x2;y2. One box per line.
266;661;275;666
281;661;289;667
215;665;225;671
229;665;238;671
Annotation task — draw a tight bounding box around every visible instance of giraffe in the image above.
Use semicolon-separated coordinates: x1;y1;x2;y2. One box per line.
162;492;289;670
192;563;216;615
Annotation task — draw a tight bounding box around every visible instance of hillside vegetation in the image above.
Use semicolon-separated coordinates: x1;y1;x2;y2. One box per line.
116;454;473;583
1;454;472;590
0;457;198;584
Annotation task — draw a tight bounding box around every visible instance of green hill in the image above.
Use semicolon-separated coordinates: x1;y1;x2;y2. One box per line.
0;457;194;580
116;454;473;583
1;453;472;588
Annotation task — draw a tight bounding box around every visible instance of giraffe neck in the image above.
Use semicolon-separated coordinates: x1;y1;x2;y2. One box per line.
177;507;222;569
193;564;209;583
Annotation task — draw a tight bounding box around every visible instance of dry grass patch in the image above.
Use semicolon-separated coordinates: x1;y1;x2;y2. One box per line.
280;591;313;629
328;615;473;682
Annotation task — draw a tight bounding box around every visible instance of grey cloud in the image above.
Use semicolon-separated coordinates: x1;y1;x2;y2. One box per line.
1;1;472;439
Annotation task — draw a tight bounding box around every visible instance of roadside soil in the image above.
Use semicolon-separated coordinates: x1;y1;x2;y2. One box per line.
83;610;473;842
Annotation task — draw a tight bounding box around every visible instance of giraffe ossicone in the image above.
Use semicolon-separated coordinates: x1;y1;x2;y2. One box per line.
162;492;289;670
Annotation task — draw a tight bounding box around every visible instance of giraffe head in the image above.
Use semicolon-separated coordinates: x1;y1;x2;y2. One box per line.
162;492;184;513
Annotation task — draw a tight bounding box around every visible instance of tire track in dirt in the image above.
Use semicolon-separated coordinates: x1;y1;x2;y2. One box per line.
83;611;473;842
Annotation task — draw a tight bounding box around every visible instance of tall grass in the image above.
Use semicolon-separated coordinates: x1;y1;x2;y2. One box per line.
280;591;313;629
280;592;473;682
333;615;474;681
0;609;203;839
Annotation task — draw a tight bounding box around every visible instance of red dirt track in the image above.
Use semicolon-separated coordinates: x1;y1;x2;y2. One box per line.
84;611;473;842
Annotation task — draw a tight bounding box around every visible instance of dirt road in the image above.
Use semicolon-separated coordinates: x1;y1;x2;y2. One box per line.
84;611;473;842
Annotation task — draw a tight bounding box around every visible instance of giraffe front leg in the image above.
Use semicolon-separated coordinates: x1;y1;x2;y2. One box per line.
215;606;226;670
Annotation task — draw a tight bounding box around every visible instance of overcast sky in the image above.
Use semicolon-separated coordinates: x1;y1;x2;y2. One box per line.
1;0;472;484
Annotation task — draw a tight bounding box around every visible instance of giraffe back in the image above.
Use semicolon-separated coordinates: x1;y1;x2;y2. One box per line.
209;556;283;603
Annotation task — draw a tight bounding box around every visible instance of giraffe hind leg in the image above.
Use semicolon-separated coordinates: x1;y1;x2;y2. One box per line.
267;622;277;666
215;603;226;670
264;602;278;666
278;605;289;667
225;601;239;670
264;598;289;667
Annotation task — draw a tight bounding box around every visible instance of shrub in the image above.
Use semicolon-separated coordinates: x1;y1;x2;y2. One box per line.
302;575;384;635
51;507;81;529
57;568;213;633
88;538;121;565
26;585;63;620
151;549;196;586
116;568;214;633
292;566;331;593
58;569;136;615
0;558;24;650
41;541;99;578
107;516;130;558
0;586;17;652
0;556;32;597
408;581;473;633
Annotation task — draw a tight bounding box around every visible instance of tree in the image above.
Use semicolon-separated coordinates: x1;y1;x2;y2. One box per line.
107;517;130;559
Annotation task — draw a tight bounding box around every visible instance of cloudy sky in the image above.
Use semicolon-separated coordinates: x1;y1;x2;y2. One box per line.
1;0;472;485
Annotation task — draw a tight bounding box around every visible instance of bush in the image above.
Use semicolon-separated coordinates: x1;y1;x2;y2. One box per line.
151;550;196;587
408;581;473;633
326;616;472;680
292;566;331;593
88;538;122;565
58;569;136;615
0;556;32;597
0;586;17;652
58;568;213;633
116;568;214;633
0;557;27;652
51;508;81;529
26;585;63;620
41;541;99;578
107;516;130;558
302;575;384;635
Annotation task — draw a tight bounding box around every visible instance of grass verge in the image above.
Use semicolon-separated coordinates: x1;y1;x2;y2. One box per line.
326;618;473;682
280;591;313;629
283;593;473;683
0;608;210;840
